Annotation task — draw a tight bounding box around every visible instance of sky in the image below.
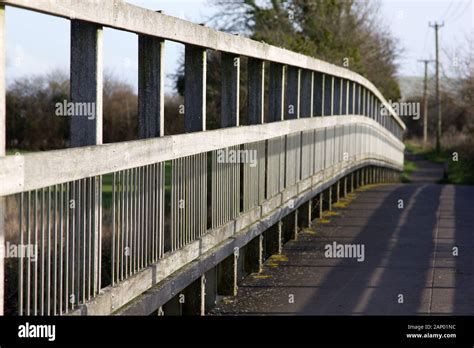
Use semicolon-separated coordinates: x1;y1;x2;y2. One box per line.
5;0;473;95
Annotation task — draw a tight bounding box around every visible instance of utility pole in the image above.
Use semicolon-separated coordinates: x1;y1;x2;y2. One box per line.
417;59;434;145
429;21;444;152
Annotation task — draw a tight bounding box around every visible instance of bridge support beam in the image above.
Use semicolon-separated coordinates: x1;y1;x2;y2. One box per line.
280;211;296;242
297;200;312;232
182;276;206;316
244;235;263;274
330;183;338;206
217;252;238;297
323;187;332;211
278;220;284;254
293;209;299;240
162;294;182;316
264;223;280;258
318;193;324;218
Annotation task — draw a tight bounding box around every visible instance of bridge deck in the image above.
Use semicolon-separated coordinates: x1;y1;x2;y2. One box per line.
211;158;474;315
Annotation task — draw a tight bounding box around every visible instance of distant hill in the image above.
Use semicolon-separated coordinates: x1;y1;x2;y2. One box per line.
397;75;460;101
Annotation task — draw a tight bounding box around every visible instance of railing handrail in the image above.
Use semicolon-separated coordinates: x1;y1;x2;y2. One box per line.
0;0;405;130
0;115;403;197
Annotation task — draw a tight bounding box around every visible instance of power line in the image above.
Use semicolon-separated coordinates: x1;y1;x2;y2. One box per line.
420;26;430;57
445;0;470;21
440;0;455;20
448;1;472;22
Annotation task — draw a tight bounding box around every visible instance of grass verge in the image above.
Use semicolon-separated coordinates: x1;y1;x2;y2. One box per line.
405;142;474;185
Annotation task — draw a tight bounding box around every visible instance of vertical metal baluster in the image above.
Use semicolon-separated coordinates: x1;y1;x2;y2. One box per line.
180;157;184;248
134;167;138;273
130;169;134;275
134;167;139;272
65;183;69;313
115;172;120;283
125;169;130;278
193;156;196;238
18;193;24;315
158;163;163;258
70;182;75;311
25;191;31;316
143;166;147;268
112;173;116;285
137;167;141;271
151;164;155;263
202;153;206;235
119;171;123;281
74;180;79;310
88;178;92;301
40;188;45;315
177;158;181;249
98;176;102;293
140;166;144;269
33;190;38;315
59;184;64;314
145;165;149;266
173;160;177;252
184;157;188;245
46;187;51;315
82;179;86;305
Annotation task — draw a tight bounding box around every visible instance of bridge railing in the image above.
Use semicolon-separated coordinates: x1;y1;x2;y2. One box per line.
0;0;405;316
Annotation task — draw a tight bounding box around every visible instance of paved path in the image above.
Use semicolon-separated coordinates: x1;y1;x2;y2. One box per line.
211;157;474;315
405;151;445;183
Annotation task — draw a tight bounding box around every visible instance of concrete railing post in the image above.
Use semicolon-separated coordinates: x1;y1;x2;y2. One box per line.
286;66;301;119
313;72;324;116
248;58;265;124
324;75;333;116
70;19;104;300
138;35;164;138
184;45;207;132
221;53;240;127
300;69;313;118
333;77;341;116
268;63;285;122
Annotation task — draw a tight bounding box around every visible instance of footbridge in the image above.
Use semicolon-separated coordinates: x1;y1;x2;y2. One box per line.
0;0;405;316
